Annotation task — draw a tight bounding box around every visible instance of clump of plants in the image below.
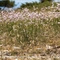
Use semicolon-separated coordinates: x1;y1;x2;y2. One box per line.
20;1;52;10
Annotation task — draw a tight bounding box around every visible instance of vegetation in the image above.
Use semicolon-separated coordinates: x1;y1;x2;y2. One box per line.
0;17;60;46
0;1;60;60
40;0;53;3
20;1;52;10
0;0;15;7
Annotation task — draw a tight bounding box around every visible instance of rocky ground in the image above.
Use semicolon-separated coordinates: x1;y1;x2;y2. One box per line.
0;44;60;60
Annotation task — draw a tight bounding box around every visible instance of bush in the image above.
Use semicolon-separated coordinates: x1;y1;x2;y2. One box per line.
40;0;53;3
20;1;52;10
0;0;15;7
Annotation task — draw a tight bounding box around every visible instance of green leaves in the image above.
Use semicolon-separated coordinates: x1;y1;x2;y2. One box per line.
0;0;15;7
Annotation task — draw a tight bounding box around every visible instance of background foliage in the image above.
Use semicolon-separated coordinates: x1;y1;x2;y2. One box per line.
0;0;15;7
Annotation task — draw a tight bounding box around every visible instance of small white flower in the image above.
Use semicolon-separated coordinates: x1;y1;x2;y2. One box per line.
58;22;60;24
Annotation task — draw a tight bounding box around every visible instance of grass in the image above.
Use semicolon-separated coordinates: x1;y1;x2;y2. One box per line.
0;19;60;60
0;17;60;47
0;2;60;60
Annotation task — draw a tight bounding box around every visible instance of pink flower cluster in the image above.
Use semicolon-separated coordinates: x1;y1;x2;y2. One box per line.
0;3;60;23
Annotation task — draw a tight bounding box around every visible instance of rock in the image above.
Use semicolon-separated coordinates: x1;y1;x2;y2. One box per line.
12;46;20;50
40;52;46;56
46;45;53;50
